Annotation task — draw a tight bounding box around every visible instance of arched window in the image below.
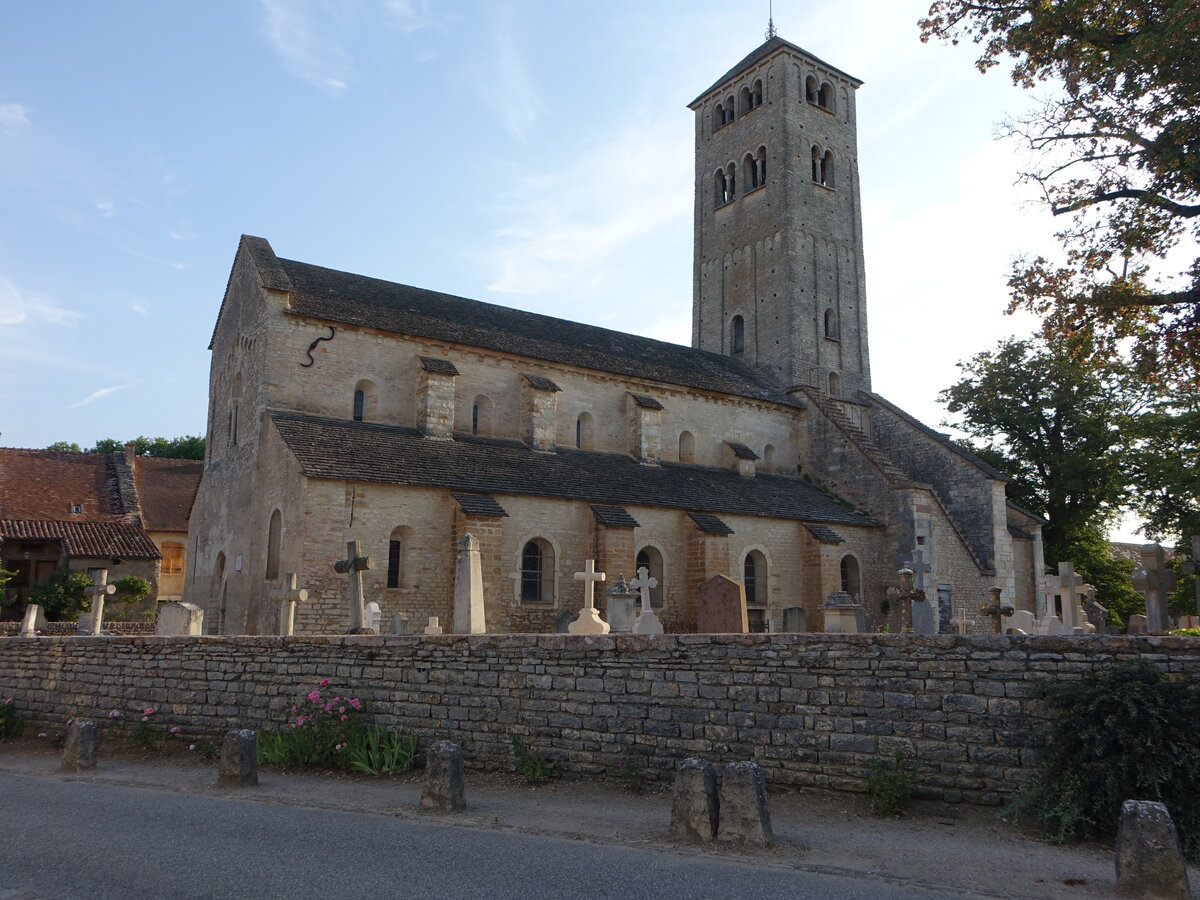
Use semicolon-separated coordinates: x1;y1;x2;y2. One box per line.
265;509;281;581
387;526;409;589
575;412;595;450
744;549;768;632
714;169;727;207
353;389;365;422
471;395;493;436
713;102;725;131
635;546;665;608
763;444;776;472
824;308;837;338
353;379;378;423
731;315;745;355
818;81;835;112
213;552;227;636
840;554;862;600
756;146;767;187
228;373;243;447
715;164;735;207
724;95;735;124
750;78;763;109
520;539;554;604
828;372;840;396
804;75;818;103
678;430;696;463
160;541;184;575
823;151;835;188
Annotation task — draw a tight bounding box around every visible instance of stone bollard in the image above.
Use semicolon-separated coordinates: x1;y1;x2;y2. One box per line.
1115;800;1191;899
670;757;719;843
216;730;258;788
61;720;97;772
420;740;466;812
717;761;773;848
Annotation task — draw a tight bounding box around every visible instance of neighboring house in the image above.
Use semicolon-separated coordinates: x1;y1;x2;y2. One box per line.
186;35;1047;636
0;446;201;619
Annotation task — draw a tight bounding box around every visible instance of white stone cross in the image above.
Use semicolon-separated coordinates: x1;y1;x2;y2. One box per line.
270;573;308;637
630;565;664;636
333;540;374;632
908;549;932;592
84;569;117;636
949;610;972;635
1056;561;1085;630
423;616;443;636
569;560;610;635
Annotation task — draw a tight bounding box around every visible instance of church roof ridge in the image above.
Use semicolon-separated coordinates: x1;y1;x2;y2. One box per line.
689;35;862;108
274;253;806;410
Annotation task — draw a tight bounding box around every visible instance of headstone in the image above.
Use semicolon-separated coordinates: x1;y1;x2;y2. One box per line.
333;540;374;633
61;720;97;771
631;566;664;635
781;606;806;632
423;616;443;636
364;601;382;634
670;758;719;843
1055;562;1087;631
420;740;466;813
1128;614;1149;635
717;761;773;848
83;569;117;635
18;603;44;637
389;613;409;635
696;574;748;633
1115;800;1191;900
217;730;258;787
606;594;637;633
269;573;308;636
820;591;866;634
453;533;486;634
908;550;936;635
1008;609;1037;635
155;602;204;636
1040;615;1066;636
552;607;575;633
568;560;610;635
1084;600;1110;635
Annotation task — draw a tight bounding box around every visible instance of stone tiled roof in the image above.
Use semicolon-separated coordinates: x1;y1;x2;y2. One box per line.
0;449;124;521
452;493;508;517
630;393;665;410
690;35;862;107
252;241;801;409
688;513;735;535
523;374;561;392
864;391;1009;482
804;524;845;543
591;505;640;528
726;441;759;461
419;356;460;376
132;458;203;532
269;410;878;529
0;519;160;559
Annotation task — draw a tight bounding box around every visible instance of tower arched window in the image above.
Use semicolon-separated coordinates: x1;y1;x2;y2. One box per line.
228;372;243;447
756;146;767;187
840;554;862;600
828;372;840;396
265;509;281;581
731;315;745;355
713;102;725;132
724;95;735;125
678;430;696;463
818;81;835;112
635;546;665;608
824;308;838;338
804;75;818;103
520;538;554;604
822;150;835;188
714;169;729;207
750;78;763;109
744;153;759;190
575;412;595;450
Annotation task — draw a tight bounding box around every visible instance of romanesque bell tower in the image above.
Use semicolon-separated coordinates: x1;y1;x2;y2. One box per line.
690;36;871;396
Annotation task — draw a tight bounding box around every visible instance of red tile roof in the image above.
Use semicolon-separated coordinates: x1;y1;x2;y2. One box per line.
133;458;203;532
0;519;160;559
0;449;124;521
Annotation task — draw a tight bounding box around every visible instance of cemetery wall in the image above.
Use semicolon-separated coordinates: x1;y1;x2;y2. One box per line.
4;633;1200;804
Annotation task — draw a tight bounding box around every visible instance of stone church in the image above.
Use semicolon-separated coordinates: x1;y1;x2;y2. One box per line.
185;35;1047;636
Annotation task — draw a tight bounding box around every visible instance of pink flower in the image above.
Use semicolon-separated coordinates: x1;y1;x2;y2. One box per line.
338;706;346;714
141;716;149;722
349;698;361;710
188;744;196;751
319;678;330;687
169;726;181;734
340;714;348;722
295;716;306;727
107;709;122;718
307;690;321;703
143;707;156;715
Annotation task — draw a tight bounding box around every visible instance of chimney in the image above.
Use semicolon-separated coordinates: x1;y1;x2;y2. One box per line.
417;356;459;440
124;441;137;466
522;373;561;452
627;393;664;465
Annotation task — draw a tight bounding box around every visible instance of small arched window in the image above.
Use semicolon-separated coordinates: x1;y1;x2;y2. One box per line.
824;308;837;338
471;395;493;436
678;430;696;463
750;78;763;108
731;315;745;355
744;153;759;190
804;75;818;103
635;546;665;608
763;444;776;472
387;526;409;589
713;102;725;131
228;372;243;447
840;554;862;600
744;549;768;632
353;379;378;423
714;169;729;207
756;146;767;187
575;412;595;450
822;150;835;188
829;372;840;396
353;389;365;422
520;539;555;604
818;81;835;112
265;509;281;581
724;95;735;124
739;86;751;114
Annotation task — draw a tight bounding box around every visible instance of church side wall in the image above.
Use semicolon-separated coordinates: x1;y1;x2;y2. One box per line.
6;634;1198;806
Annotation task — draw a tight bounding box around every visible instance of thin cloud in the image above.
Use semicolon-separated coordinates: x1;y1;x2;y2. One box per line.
0;102;30;133
130;303;147;315
381;0;444;34
477;12;545;142
259;0;352;95
0;277;80;327
66;385;128;409
96;201;116;218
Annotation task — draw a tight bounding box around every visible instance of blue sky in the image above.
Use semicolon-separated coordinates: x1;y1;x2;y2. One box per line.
4;2;1089;501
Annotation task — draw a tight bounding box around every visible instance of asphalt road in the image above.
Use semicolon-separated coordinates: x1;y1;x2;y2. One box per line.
0;773;984;900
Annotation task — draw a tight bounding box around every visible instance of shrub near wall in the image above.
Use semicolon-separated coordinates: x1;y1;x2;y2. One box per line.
2;633;1199;805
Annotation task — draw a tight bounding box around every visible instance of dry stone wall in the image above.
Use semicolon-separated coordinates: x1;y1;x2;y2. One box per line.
3;633;1198;805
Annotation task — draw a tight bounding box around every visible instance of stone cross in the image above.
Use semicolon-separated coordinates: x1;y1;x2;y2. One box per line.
270;573;308;637
84;569;117;636
977;587;1015;634
18;603;42;637
423;616;443;636
949;610;972;635
569;559;610;635
907;549;932;592
1056;562;1085;631
333;541;374;632
630;565;664;635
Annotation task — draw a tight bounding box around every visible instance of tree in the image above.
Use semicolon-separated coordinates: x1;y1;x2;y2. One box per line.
28;568;94;621
45;441;83;453
920;1;1200;382
48;436;205;460
1127;382;1200;547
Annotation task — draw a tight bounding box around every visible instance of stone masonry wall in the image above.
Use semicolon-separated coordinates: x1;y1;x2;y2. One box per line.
3;634;1198;805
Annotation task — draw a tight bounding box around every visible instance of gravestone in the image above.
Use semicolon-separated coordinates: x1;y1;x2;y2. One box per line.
1040;615;1066;635
453;533;486;634
155;602;204;636
364;601;382;634
217;730;258;787
782;606;806;632
670;758;718;843
61;720;97;771
1115;800;1191;899
820;591;865;634
696;574;747;633
18;603;44;637
1084;600;1110;635
568;560;610;635
552;607;575;634
423;616;444;636
631;566;664;635
82;569;116;635
717;761;773;848
605;595;637;633
908;550;936;635
333;540;374;633
270;573;308;636
1008;609;1037;635
1055;562;1087;631
389;613;409;635
421;741;467;813
1128;614;1149;635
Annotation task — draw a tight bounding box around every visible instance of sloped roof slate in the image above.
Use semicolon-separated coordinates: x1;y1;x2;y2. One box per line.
0;449;123;521
591;505;640;528
690;35;862;107
133;458;203;532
